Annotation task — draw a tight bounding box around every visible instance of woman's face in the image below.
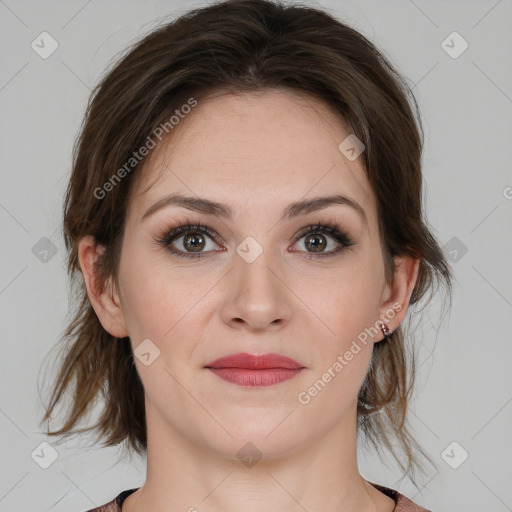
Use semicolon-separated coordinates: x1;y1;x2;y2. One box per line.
91;88;409;459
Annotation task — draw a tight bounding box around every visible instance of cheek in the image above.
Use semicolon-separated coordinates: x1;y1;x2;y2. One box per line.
294;252;383;398
296;274;378;413
118;244;218;352
119;256;212;404
120;275;172;342
297;345;373;423
298;256;383;339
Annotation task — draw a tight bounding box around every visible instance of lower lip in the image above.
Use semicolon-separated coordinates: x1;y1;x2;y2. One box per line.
207;368;304;386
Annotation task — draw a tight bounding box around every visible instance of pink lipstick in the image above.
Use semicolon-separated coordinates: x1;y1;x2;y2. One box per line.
205;352;305;387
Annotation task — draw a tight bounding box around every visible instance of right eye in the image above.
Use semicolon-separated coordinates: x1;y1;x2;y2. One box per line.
155;222;224;259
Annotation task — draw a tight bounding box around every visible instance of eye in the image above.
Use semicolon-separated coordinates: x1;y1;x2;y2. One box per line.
291;222;355;258
154;222;223;259
154;221;355;259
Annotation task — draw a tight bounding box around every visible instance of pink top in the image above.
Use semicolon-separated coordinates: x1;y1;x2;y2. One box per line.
85;482;432;511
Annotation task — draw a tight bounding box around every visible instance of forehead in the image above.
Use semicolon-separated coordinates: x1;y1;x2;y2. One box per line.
128;88;377;227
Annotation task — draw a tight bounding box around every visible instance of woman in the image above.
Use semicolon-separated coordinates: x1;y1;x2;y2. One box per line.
41;0;452;510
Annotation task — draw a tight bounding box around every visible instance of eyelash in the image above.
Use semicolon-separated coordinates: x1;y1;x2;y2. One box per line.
154;220;355;260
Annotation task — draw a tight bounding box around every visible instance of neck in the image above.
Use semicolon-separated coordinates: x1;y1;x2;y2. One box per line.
123;400;394;512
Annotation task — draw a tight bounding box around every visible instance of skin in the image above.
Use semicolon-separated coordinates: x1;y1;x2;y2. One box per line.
79;88;419;512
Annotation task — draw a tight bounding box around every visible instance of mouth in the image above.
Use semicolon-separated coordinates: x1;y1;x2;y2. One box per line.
204;352;306;387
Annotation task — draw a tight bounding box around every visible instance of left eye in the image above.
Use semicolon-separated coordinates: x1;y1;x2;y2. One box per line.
291;223;355;257
295;232;338;253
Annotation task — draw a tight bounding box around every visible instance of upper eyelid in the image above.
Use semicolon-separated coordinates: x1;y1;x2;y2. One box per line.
163;222;352;246
161;226;354;263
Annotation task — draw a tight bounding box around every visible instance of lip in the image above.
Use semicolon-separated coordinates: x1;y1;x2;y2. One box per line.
205;352;306;387
205;352;304;370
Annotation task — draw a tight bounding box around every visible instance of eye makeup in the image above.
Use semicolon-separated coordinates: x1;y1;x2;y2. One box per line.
154;218;356;260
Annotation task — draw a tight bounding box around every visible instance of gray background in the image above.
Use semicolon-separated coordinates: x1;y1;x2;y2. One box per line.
1;0;511;511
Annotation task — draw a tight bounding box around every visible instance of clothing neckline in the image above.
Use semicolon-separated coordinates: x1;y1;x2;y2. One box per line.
114;481;400;510
117;488;138;509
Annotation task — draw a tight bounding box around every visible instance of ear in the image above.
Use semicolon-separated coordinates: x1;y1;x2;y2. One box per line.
376;255;419;342
77;235;129;338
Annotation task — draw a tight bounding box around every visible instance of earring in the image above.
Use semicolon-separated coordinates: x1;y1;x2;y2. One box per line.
380;323;392;339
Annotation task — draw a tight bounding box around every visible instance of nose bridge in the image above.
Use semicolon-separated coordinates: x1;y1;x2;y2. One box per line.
235;242;281;305
222;238;290;330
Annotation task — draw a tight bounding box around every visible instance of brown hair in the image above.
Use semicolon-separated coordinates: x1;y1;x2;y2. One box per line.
40;0;452;486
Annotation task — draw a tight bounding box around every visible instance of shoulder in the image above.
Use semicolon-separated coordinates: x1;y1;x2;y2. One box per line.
84;488;139;512
369;481;434;512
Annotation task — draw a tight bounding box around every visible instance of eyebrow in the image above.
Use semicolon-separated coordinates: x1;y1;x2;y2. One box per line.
142;193;367;225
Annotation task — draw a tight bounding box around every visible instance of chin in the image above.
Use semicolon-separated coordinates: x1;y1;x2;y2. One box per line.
199;413;313;462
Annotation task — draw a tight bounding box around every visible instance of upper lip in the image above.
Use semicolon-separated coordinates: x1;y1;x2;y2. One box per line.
205;352;304;370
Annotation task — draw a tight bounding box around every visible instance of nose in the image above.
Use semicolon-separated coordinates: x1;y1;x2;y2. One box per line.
220;249;292;332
